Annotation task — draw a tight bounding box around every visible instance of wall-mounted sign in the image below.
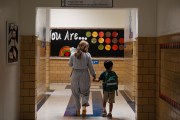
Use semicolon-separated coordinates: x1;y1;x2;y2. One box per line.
6;21;19;64
50;28;124;57
92;60;99;64
61;0;113;8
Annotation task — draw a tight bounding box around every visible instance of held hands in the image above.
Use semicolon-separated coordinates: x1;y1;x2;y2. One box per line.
92;77;100;82
92;77;96;82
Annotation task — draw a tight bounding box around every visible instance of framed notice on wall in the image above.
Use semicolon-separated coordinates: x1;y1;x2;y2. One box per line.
50;28;124;57
61;0;113;8
6;21;18;63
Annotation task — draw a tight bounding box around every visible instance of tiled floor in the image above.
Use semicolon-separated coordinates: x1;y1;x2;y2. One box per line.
37;83;135;120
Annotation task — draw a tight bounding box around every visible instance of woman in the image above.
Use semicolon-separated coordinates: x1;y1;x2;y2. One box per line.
68;40;96;117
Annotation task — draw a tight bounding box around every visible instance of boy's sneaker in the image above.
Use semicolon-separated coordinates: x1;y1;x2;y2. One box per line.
107;113;112;119
102;110;107;117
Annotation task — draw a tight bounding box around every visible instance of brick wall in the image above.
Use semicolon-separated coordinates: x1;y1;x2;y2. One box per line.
20;35;180;120
124;41;137;101
136;37;157;120
20;36;49;120
20;36;36;120
156;33;180;120
36;40;47;102
45;42;50;90
49;59;125;85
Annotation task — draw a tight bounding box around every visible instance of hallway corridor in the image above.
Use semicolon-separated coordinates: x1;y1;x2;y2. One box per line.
37;83;135;120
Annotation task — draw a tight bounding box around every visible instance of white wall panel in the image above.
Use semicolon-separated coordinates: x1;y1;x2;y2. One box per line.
0;0;20;120
20;0;156;37
157;0;180;35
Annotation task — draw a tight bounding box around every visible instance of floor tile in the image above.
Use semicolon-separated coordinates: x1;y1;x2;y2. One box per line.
37;83;135;120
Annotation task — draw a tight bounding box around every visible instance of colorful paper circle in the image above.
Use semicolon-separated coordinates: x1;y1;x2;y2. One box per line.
105;32;111;37
105;45;111;51
98;44;104;50
98;38;104;43
92;31;98;37
112;38;118;44
91;38;97;44
86;31;91;37
112;44;118;51
99;31;104;38
105;38;111;44
112;31;118;37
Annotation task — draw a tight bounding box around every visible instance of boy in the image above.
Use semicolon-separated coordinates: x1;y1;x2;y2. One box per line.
94;60;118;119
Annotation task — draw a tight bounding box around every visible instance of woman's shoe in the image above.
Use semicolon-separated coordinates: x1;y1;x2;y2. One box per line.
82;107;86;117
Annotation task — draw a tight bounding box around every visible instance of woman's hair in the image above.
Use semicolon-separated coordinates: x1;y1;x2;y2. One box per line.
75;40;89;59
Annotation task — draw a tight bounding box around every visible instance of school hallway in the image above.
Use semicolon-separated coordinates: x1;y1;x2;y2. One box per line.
37;83;135;120
1;0;180;120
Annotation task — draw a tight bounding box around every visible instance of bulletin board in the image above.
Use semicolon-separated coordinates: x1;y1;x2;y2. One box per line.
159;42;180;111
50;28;124;57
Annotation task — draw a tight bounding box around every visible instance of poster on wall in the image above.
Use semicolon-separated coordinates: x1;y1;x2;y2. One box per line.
6;21;18;63
50;28;124;57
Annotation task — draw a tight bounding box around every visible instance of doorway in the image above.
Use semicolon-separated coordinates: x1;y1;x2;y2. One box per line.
35;8;138;120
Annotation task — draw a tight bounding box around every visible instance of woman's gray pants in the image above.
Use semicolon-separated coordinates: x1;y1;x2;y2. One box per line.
70;69;90;110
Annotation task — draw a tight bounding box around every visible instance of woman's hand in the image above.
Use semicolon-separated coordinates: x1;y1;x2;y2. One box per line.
92;77;96;82
93;78;100;82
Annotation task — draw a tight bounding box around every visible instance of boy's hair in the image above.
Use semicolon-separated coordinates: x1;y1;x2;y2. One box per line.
104;60;113;70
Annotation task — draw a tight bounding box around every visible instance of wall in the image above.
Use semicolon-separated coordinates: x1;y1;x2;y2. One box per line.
124;41;137;101
36;40;46;102
113;0;157;37
50;9;128;28
136;37;157;120
19;0;157;119
20;8;50;120
0;0;20;120
50;9;131;41
49;59;125;84
20;0;157;37
49;8;128;85
156;35;180;120
49;9;129;88
20;36;36;120
130;9;138;40
157;0;180;119
123;8;138;101
35;8;48;103
35;8;47;40
157;0;180;36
